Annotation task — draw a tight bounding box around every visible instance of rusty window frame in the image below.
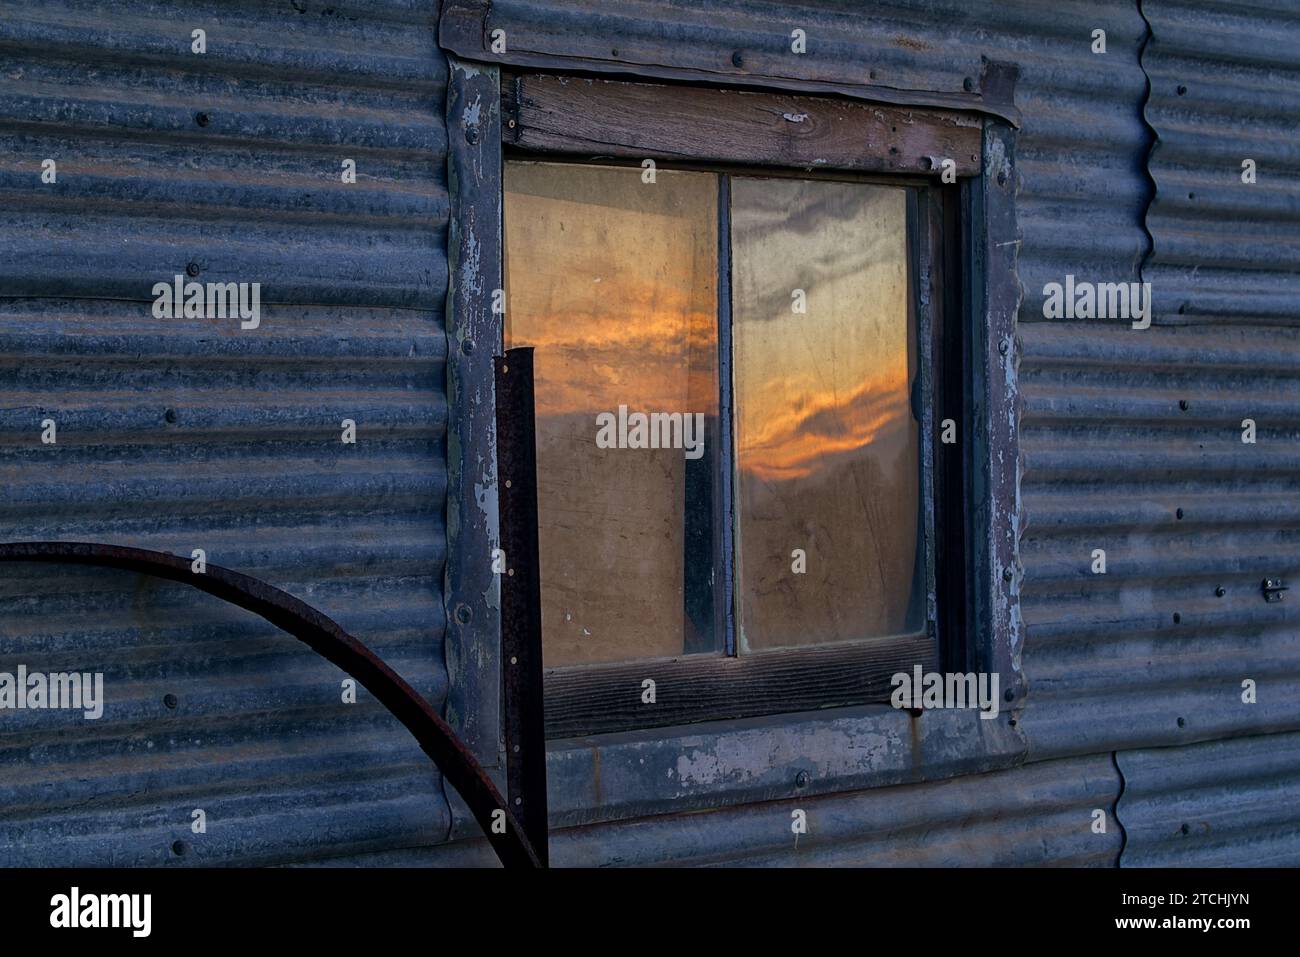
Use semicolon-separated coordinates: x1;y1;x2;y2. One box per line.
445;61;1023;778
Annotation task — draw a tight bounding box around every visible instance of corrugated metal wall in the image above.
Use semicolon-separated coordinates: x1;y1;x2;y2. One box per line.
1021;0;1300;761
0;0;452;864
1118;730;1300;866
368;752;1122;867
2;0;1297;867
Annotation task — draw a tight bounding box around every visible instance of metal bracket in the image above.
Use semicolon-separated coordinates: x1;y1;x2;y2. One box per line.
1262;578;1288;603
494;347;550;866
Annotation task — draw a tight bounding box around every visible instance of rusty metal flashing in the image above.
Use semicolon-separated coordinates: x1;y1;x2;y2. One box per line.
439;0;1021;126
0;541;543;869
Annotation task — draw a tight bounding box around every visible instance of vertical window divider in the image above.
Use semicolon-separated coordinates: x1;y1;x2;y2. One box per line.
906;187;937;650
717;173;737;659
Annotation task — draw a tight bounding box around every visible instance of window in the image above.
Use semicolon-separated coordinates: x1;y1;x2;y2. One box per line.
431;65;1022;751
504;159;962;737
729;177;923;652
503;163;720;667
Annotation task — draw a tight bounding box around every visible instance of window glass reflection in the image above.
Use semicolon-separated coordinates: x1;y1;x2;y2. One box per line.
731;177;923;651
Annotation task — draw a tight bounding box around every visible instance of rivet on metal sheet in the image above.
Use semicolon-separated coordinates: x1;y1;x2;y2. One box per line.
1262;578;1288;603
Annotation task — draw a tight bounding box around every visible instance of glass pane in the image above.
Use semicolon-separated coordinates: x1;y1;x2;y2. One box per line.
730;177;923;652
504;161;719;668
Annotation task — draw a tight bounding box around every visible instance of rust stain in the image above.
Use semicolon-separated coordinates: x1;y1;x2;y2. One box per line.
894;34;931;51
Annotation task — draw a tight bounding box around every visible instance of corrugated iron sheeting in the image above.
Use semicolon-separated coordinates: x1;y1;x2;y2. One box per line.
442;0;1018;120
1142;0;1300;326
311;752;1121;867
3;0;1297;870
0;0;452;864
1117;730;1300;866
1018;321;1300;758
1020;0;1300;761
460;0;991;97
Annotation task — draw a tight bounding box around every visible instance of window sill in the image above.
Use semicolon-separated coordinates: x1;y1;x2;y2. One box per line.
543;702;1027;829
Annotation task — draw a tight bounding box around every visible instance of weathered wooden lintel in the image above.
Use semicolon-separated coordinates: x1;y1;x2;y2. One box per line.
503;73;983;177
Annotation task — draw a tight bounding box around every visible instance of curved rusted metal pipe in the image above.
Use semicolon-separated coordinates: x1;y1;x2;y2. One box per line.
0;541;542;869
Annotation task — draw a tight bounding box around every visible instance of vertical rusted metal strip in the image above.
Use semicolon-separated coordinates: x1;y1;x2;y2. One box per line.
494;347;549;866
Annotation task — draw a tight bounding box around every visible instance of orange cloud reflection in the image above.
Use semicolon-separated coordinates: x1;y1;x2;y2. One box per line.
738;369;912;481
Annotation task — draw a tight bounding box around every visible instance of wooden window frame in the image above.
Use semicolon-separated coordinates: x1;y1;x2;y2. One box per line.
503;74;968;738
444;63;1023;767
